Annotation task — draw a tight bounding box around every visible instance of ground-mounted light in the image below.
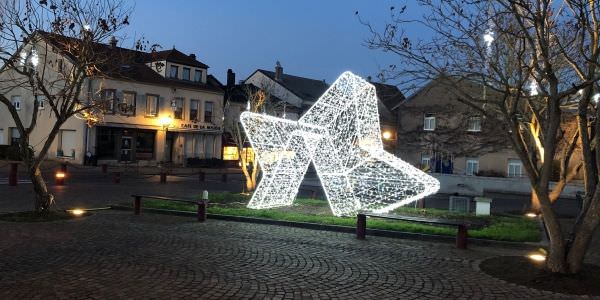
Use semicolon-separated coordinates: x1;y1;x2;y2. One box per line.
525;212;538;218
240;72;440;217
69;209;85;216
382;131;392;140
55;171;66;185
528;253;546;262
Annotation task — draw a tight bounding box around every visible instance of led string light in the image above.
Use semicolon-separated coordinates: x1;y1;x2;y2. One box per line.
240;72;440;216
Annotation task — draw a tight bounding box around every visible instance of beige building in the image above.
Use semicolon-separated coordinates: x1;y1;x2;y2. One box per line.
396;77;525;178
0;32;224;165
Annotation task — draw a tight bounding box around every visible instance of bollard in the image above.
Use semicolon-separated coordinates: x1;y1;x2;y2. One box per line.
221;173;227;183
112;171;121;184
101;164;108;173
160;172;167;184
456;225;468;249
198;190;209;222
134;195;141;215
199;171;205;182
8;163;18;186
356;214;366;239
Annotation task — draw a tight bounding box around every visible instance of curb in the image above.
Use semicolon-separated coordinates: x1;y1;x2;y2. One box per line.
109;205;544;251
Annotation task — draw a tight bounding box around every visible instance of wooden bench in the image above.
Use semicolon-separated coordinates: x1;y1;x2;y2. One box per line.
356;212;482;249
131;194;207;222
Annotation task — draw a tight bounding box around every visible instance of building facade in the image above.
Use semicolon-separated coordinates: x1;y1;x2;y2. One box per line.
0;33;224;165
396;77;524;177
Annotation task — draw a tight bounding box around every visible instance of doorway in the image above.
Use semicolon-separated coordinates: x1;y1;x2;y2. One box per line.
165;132;175;162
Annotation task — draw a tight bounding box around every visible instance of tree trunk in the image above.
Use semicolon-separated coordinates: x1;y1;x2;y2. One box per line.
566;189;600;273
531;188;541;213
28;163;54;214
534;188;569;273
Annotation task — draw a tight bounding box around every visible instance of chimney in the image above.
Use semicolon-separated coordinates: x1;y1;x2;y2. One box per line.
189;53;196;60
367;76;372;82
108;36;117;48
275;61;283;81
227;69;236;88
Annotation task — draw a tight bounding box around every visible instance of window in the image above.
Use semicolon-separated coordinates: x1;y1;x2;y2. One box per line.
12;95;21;110
57;59;63;72
466;158;479;176
36;95;45;110
170;65;178;78
182;67;191;81
10;128;20;145
507;159;523;177
119;92;136;115
204;101;214;123
222;146;239;161
190;99;199;121
172;97;184;119
194;70;202;82
0;129;4;145
467;116;482;132
146;94;159;117
101;89;116;113
421;154;431;171
58;129;77;158
135;130;155;160
424;113;435;131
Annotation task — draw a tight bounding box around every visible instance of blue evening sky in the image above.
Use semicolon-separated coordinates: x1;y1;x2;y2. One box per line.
124;0;421;85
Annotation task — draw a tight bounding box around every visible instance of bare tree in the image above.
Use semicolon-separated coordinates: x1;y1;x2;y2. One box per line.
361;0;600;274
224;84;283;193
0;0;132;214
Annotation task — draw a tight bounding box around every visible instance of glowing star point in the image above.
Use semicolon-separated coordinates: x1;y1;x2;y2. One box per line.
241;72;440;216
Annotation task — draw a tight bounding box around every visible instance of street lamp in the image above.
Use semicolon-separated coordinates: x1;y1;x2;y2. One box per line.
160;115;173;130
382;131;393;140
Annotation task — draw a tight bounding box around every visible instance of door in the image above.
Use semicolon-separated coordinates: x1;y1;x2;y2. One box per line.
165;132;174;162
120;136;132;162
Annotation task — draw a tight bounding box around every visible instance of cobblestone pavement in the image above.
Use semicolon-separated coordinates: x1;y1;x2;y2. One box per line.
0;211;595;299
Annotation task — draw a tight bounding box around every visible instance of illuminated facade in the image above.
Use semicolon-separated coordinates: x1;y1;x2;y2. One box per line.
241;72;439;216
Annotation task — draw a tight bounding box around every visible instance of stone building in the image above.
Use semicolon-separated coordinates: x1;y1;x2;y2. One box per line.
0;32;224;165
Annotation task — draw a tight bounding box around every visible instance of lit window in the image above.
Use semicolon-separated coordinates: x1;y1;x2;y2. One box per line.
101;89;116;113
189;99;199;121
424;113;435;131
242;147;255;164
467;116;482;132
146;94;159;117
172;97;184;119
170;65;178;78
36;95;45;110
182;67;191;81
466;158;479;176
119;92;136;115
194;70;203;82
421;154;431;171
507;159;523;177
204;101;214;123
12;95;21;110
223;146;239;161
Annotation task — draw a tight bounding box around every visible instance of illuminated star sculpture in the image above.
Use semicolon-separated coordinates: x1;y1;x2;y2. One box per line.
240;72;440;216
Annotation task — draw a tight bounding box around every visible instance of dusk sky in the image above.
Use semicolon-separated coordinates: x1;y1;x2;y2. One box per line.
124;0;414;85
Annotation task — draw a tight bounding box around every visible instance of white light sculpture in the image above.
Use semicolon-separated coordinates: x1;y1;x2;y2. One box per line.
240;72;440;216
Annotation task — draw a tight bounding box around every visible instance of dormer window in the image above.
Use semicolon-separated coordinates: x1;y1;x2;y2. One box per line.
194;70;202;83
182;67;190;81
170;65;179;79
